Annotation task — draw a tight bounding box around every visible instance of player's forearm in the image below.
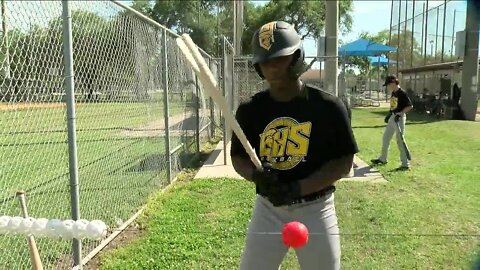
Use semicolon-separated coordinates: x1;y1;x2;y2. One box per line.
231;156;256;182
401;105;413;114
298;154;354;196
396;105;413;114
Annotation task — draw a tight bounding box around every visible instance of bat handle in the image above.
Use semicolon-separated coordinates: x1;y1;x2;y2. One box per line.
16;191;44;270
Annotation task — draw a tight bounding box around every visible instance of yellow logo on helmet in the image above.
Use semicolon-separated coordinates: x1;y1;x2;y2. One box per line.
259;117;311;170
259;22;276;50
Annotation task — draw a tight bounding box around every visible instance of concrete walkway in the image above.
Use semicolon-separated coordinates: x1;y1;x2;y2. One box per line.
194;141;387;183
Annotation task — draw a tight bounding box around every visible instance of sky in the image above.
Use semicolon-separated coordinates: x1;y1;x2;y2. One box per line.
312;1;392;57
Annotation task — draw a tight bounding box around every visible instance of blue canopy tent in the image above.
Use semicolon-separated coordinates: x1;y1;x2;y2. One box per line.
368;56;397;67
338;39;397;99
339;38;397;56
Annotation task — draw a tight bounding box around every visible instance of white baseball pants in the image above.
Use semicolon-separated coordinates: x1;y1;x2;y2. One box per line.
378;114;409;167
240;193;341;270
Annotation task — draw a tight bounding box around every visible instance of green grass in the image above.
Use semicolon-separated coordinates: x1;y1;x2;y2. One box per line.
0;101;199;269
98;108;479;270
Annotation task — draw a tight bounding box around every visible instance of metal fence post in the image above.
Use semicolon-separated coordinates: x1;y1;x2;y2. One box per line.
61;1;81;266
222;38;228;165
208;58;215;138
162;29;171;182
1;0;10;79
245;59;249;101
195;73;200;153
231;52;235;112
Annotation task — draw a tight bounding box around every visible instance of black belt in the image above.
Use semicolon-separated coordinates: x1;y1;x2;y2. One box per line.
287;185;336;205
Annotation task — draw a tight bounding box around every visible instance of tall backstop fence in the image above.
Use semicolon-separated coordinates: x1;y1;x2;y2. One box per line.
0;1;230;269
389;0;469;74
389;0;479;120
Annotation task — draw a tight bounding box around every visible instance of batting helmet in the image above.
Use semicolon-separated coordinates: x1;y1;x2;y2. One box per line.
251;21;305;79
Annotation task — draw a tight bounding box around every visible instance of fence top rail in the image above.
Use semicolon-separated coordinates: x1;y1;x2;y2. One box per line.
110;0;212;59
234;56;253;60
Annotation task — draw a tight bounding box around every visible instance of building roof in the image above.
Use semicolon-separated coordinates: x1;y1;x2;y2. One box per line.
399;59;480;74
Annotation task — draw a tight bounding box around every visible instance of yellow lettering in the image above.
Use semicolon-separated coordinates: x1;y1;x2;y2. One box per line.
390;97;398;110
286;122;312;156
271;128;289;157
259;128;276;157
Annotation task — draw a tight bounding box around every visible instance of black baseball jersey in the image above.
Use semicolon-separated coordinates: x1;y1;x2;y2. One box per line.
390;88;412;113
231;85;359;183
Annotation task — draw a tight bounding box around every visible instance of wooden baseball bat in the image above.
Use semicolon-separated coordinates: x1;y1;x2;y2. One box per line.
176;34;263;170
16;191;44;270
395;122;412;160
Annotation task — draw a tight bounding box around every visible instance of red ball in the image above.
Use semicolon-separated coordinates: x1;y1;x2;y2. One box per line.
282;221;309;248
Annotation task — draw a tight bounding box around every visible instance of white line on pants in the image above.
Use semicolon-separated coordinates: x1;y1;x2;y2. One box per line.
240;194;341;270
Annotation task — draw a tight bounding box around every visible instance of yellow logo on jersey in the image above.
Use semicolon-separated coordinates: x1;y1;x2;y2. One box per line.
259;22;276;50
390;96;398;110
259;117;312;170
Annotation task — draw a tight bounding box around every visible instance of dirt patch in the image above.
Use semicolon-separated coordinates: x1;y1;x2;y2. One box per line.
49;224;144;270
0;102;68;111
118;112;194;138
119;111;211;138
82;224;144;270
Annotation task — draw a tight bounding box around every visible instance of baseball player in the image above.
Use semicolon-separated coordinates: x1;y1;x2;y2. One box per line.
371;75;413;170
230;21;358;270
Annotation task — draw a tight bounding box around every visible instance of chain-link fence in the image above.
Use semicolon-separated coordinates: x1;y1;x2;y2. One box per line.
233;57;266;105
389;0;468;75
0;1;222;269
231;56;365;112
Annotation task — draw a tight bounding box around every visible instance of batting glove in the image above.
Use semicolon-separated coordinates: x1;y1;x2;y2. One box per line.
384;114;390;123
394;114;401;122
252;163;277;182
267;181;302;207
252;163;301;207
252;162;279;192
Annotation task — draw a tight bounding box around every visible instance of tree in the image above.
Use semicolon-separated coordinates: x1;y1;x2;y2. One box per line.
150;0;227;56
390;29;419;69
130;0;152;16
241;0;353;54
148;0;354;57
0;6;171;103
57;10;156;101
1;23;66;102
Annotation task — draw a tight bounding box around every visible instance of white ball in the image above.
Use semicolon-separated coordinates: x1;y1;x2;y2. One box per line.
0;216;11;234
72;219;89;239
59;220;75;239
31;218;48;237
85;220;107;240
18;217;35;235
45;219;63;238
7;217;23;234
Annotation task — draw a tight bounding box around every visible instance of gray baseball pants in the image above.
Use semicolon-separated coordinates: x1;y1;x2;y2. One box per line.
240;193;341;270
378;113;409;167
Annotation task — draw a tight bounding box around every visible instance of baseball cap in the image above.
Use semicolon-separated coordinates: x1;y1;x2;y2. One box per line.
383;75;398;86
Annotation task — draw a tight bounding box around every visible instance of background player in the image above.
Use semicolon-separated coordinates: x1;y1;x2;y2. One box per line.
371;75;413;170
